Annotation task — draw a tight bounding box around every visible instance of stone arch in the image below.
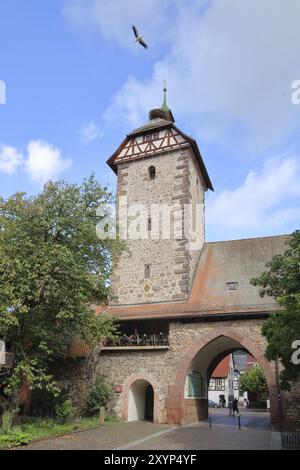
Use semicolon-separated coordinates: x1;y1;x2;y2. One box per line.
166;328;280;427
122;373;160;423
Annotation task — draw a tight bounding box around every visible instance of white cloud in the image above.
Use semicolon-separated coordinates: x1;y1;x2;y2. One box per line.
80;121;103;142
0;145;23;174
206;156;300;239
65;0;300;150
63;0;179;49
26;140;72;183
0;80;6;105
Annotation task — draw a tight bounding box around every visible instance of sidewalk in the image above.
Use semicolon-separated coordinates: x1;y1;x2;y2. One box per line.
19;421;172;451
123;422;274;451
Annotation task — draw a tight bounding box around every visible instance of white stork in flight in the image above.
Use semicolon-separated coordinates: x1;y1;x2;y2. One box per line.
132;25;148;49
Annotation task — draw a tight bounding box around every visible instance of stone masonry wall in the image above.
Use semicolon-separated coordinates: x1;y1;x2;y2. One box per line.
57;319;298;430
187;153;205;291
281;376;300;430
111;147;205;305
90;319;272;423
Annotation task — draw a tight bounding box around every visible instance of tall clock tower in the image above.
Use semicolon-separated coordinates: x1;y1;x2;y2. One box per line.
107;89;213;305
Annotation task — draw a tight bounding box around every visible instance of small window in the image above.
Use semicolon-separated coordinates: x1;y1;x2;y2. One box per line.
148;217;152;232
215;379;225;391
149;166;156;180
145;264;151;279
144;132;159;142
227;282;239;291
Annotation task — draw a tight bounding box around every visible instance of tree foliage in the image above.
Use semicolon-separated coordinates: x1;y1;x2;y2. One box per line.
239;366;268;400
251;231;300;386
0;176;122;405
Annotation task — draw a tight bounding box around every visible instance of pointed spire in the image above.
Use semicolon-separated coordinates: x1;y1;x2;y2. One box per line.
148;81;175;122
162;79;169;111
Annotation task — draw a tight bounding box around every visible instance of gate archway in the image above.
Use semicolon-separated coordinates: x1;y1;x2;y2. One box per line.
122;373;160;423
166;329;280;427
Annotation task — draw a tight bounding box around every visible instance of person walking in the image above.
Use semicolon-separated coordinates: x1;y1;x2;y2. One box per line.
233;398;240;417
228;398;233;416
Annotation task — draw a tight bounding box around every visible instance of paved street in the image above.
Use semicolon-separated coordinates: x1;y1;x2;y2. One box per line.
19;410;275;451
118;410;273;451
208;408;271;430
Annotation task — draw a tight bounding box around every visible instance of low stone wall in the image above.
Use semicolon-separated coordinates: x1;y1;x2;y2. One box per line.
184;399;208;423
282;377;300;431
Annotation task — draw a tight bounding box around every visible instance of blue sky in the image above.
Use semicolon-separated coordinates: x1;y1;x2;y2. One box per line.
0;0;300;241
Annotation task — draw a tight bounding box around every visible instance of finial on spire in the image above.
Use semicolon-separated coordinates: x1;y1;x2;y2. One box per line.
162;79;169;111
148;81;175;122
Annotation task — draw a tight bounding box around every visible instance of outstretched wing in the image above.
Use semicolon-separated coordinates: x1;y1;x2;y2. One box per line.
132;25;139;39
139;37;148;49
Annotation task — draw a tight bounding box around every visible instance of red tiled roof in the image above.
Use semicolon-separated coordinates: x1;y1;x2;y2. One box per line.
100;235;288;321
212;356;230;378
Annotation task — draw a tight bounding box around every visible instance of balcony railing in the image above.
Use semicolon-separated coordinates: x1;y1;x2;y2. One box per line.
103;333;169;349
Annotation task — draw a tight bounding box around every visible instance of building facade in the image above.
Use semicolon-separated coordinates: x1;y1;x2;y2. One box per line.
66;92;299;430
208;355;235;406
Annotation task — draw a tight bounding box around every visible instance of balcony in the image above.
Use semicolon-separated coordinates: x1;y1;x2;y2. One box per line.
102;333;170;351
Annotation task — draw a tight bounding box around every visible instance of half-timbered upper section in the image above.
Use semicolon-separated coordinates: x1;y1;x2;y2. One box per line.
107;112;213;191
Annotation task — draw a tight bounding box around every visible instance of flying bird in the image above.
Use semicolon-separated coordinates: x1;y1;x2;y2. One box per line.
132;25;148;49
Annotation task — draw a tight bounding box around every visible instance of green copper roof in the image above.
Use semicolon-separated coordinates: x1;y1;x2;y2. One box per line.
162;81;169;111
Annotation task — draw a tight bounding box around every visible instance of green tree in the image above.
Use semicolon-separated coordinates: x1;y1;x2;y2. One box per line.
251;231;300;387
0;176;122;410
239;367;268;401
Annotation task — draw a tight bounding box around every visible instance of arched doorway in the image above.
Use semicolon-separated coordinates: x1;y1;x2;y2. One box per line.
128;380;154;422
122;373;160;423
166;332;280;428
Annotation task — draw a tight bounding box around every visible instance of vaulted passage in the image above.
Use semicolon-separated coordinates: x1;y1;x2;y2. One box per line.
167;334;279;427
184;337;270;424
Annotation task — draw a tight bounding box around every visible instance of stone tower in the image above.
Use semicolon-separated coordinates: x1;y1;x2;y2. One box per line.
107;89;213;305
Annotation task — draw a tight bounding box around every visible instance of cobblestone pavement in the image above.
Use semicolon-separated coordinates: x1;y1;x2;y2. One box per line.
18;422;172;451
18;410;274;451
118;411;273;451
126;423;272;450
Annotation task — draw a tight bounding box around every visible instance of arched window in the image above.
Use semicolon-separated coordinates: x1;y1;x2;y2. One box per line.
149;166;156;180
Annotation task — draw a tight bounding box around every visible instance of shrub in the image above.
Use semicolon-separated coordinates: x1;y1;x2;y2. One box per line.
1;410;14;434
0;431;30;448
54;400;75;424
86;379;111;416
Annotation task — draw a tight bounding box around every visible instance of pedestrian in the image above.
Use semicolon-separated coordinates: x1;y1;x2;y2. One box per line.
228;398;233;416
233;398;240;417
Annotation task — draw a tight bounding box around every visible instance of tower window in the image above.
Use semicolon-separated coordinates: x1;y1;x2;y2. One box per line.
145;264;151;279
149;166;156;180
227;282;239;291
144;132;159;142
148;217;152;232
